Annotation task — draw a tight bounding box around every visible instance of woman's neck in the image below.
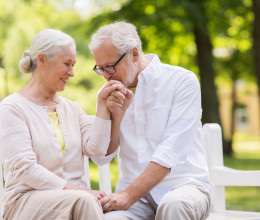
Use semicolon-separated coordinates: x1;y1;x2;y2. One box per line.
19;75;59;109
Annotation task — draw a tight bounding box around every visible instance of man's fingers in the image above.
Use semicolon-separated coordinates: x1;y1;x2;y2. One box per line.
103;202;111;212
125;89;134;98
111;91;125;100
100;196;110;206
108;95;124;105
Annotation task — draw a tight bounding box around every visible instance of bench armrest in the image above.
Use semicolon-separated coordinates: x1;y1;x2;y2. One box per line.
212;166;260;186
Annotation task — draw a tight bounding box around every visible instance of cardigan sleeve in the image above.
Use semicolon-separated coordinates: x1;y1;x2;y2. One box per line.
0;104;67;190
77;103;112;158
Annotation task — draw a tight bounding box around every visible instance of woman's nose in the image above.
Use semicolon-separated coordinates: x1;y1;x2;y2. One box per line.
68;69;74;77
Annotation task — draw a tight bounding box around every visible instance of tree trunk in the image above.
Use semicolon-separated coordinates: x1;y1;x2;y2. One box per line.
191;1;230;154
226;70;238;155
252;0;260;135
193;26;220;124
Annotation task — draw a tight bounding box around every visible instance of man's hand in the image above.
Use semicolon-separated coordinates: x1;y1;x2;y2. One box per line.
100;191;134;212
106;88;133;119
63;182;106;200
96;80;125;120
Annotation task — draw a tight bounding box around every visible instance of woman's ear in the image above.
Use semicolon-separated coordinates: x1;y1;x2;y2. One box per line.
38;53;45;65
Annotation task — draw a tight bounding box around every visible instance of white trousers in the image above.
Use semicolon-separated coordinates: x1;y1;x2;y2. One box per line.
105;185;211;220
4;190;105;220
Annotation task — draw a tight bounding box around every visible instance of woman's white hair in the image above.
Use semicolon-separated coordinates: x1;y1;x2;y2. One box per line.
88;21;142;55
19;29;76;74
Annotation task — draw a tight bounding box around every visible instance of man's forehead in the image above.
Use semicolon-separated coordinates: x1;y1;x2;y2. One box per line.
96;39;116;53
94;40;120;65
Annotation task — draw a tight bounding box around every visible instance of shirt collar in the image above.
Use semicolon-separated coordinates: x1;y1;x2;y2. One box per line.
138;54;161;84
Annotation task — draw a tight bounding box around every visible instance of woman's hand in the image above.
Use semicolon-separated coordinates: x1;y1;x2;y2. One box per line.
63;181;106;200
84;189;106;200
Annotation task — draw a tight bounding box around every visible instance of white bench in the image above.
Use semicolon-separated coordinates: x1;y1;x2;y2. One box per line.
1;121;260;219
202;124;260;219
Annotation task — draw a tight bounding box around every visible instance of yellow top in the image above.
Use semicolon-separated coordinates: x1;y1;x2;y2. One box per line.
48;112;65;151
129;87;136;94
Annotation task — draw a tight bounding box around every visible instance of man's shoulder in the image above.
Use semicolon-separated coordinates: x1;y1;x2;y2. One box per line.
159;63;197;82
162;63;191;74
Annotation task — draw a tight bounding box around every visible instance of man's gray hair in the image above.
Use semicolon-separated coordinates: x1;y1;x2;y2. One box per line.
19;29;76;74
88;21;142;55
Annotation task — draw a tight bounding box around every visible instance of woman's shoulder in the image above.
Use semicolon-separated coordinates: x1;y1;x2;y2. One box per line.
1;93;22;106
0;93;27;117
58;96;82;112
59;96;78;106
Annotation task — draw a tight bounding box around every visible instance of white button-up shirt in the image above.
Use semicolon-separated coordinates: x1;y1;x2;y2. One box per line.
94;54;212;204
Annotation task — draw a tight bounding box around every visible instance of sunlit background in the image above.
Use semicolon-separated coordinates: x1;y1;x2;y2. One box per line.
0;0;260;212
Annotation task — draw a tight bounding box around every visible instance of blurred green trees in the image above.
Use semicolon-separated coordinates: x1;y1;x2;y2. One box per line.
0;0;258;154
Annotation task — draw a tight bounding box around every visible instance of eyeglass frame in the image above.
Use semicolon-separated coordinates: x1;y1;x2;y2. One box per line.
93;53;127;75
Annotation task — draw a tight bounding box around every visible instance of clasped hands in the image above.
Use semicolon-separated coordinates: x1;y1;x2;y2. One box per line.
97;80;133;120
100;191;134;213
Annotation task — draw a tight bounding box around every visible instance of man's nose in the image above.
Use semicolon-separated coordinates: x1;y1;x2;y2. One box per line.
103;71;112;81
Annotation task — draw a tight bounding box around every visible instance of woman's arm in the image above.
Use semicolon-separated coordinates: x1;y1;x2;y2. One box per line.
106;89;133;155
0;104;67;190
81;81;132;158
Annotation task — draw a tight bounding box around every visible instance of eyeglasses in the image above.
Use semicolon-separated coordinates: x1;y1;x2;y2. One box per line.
93;53;127;75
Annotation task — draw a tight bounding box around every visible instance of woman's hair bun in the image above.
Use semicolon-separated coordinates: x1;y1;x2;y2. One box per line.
19;50;33;74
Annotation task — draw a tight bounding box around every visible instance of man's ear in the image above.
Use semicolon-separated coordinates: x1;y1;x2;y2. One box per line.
38;53;46;65
132;47;139;62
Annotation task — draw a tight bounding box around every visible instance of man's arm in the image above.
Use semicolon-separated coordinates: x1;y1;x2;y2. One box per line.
101;161;170;212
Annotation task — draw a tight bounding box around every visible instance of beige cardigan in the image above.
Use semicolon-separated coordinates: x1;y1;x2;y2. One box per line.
0;93;111;215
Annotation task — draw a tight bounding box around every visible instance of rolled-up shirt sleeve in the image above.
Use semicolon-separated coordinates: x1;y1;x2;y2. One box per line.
0;105;67;190
150;73;202;172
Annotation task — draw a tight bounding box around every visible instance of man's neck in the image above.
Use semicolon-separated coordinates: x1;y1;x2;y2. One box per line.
138;55;151;73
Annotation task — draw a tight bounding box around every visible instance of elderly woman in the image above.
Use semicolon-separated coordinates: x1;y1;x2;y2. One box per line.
0;29;126;220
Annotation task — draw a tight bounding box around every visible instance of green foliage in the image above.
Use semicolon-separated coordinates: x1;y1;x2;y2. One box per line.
0;0;259;212
0;0;106;113
0;0;258;112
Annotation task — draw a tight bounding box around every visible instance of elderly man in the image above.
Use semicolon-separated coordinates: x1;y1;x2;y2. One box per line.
89;21;212;220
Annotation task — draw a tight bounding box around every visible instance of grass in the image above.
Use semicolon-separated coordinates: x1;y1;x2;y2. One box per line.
223;131;260;212
89;131;260;212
